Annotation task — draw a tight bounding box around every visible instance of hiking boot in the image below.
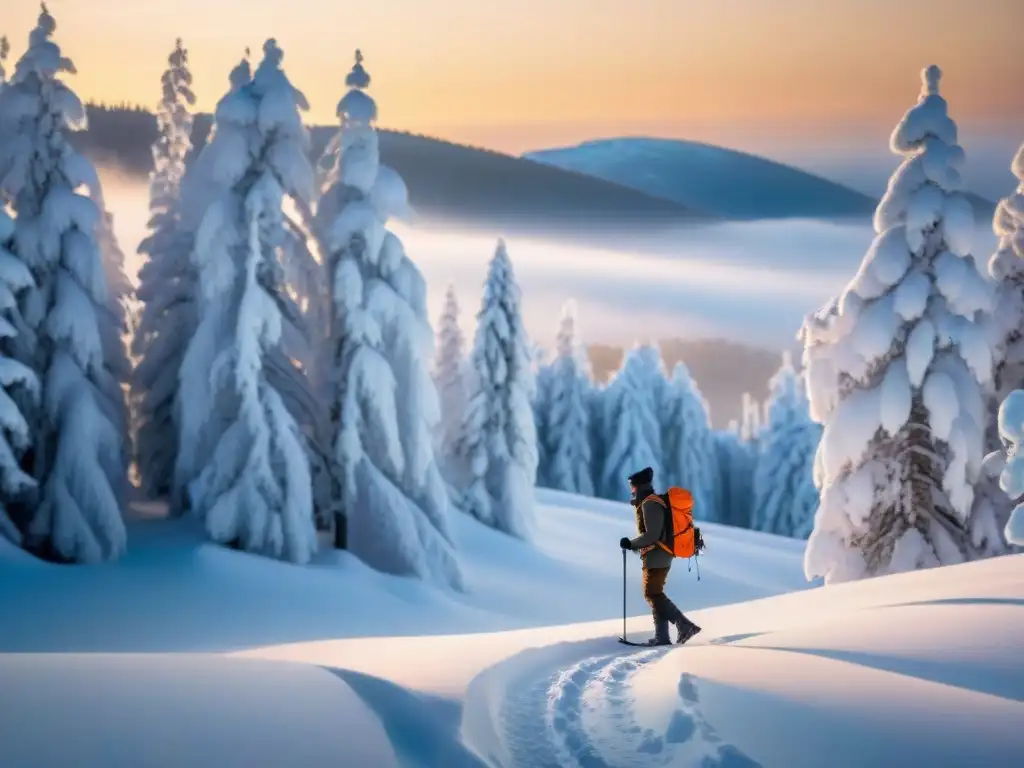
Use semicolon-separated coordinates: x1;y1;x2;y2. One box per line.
676;621;702;645
644;616;672;646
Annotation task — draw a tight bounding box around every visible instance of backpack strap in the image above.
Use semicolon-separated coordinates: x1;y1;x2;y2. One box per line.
640;494;674;555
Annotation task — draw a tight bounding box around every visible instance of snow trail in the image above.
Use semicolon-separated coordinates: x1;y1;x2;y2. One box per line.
464;640;762;767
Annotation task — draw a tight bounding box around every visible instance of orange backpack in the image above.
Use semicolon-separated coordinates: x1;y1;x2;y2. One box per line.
643;487;705;561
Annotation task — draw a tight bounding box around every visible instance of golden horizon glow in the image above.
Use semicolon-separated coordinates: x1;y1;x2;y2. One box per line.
4;0;1022;154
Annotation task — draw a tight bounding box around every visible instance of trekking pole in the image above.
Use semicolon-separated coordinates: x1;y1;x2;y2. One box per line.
622;547;627;641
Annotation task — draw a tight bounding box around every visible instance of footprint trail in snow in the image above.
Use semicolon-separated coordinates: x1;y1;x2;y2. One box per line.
491;646;762;767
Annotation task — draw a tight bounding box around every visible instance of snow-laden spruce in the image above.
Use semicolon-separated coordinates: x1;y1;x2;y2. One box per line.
997;390;1024;546
801;66;992;584
0;6;127;562
131;38;197;500
713;420;757;528
314;50;461;584
596;344;663;501
974;144;1024;555
433;284;467;479
454;239;538;539
662;361;715;519
0;209;39;547
0;36;9;86
175;40;318;564
535;301;594;495
751;352;821;538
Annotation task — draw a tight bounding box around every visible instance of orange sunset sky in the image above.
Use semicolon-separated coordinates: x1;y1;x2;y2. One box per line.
4;0;1022;165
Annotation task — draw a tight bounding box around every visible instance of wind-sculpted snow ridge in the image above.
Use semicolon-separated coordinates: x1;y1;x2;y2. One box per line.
461;638;761;768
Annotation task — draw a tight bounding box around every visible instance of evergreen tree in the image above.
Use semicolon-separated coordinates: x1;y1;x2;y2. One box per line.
455;239;538;538
802;67;992;584
315;50;461;584
433;284;466;479
976;144;1024;555
0;6;128;562
662;361;715;520
0;36;9;86
0;209;38;546
713;419;757;528
751;352;821;537
131;38;196;500
597;345;662;501
537;301;594;495
997;390;1024;546
175;40;318;563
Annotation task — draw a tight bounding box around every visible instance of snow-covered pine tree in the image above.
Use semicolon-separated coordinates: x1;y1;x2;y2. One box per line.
976;144;1024;555
454;239;538;539
712;418;757;528
597;344;662;501
0;209;38;546
537;300;594;495
801;66;992;584
0;6;128;562
314;50;461;583
0;36;9;86
997;390;1024;546
131;37;196;500
751;351;821;538
662;361;715;520
433;284;466;479
175;39;318;563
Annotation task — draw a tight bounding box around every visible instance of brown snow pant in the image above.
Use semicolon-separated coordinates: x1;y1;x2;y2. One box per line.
642;566;682;622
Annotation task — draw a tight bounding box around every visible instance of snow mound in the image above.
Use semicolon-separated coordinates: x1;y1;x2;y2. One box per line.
462;553;1024;767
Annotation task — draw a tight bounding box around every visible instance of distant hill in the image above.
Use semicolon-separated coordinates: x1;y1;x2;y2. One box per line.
587;337;791;428
72;105;703;241
526;137;996;222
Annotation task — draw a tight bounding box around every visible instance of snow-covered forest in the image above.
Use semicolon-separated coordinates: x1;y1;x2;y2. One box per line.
0;7;1020;585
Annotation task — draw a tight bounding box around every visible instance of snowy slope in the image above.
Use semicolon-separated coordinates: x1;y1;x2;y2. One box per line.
2;491;1020;767
461;554;1024;767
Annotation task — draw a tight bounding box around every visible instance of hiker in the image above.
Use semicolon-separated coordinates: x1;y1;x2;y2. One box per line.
619;466;702;646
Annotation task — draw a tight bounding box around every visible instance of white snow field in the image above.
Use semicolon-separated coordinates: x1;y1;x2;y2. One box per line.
1;490;1022;767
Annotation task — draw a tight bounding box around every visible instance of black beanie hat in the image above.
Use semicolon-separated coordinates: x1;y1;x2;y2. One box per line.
628;466;654;487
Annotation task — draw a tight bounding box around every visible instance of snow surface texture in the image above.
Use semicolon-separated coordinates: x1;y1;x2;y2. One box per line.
314;50;462;587
3;491;1019;766
433;283;467;482
801;66;994;584
453;239;539;540
997;390;1024;545
0;6;128;563
130;38;197;500
174;40;319;564
535;300;595;496
462;553;1024;768
662;361;716;520
596;344;665;501
752;352;821;538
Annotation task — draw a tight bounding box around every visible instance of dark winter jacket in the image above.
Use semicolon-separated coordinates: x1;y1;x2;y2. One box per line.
629;489;673;570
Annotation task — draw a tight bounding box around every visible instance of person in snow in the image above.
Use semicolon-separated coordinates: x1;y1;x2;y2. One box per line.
620;467;702;646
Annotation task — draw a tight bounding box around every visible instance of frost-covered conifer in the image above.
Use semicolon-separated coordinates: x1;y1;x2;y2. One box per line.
0;36;9;86
131;38;196;499
0;210;38;546
997;390;1024;546
662;361;715;519
751;352;821;538
536;301;594;495
175;40;318;563
315;50;461;583
433;284;466;478
597;344;662;501
0;6;128;562
802;67;992;583
975;145;1024;554
454;239;538;539
713;418;757;528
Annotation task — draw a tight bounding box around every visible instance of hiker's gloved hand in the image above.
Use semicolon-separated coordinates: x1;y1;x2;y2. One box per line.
619;537;632;550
